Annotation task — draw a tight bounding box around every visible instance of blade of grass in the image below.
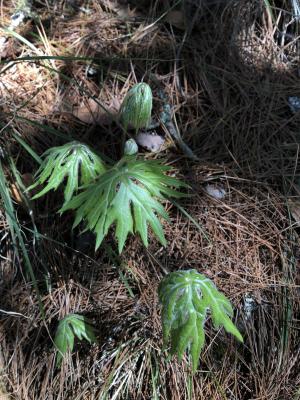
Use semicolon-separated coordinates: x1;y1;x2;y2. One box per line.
13;116;114;164
0;55;182;72
0;160;44;315
13;133;42;165
9;156;39;236
263;0;275;22
2;28;43;56
8;156;52;290
8;156;52;288
150;352;159;400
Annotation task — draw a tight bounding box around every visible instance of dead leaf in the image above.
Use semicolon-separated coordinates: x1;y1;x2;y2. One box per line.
73;98;120;125
100;0;137;19
73;99;107;124
10;173;34;205
165;10;185;30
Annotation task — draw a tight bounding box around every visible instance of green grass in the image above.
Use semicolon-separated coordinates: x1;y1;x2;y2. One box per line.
0;159;43;314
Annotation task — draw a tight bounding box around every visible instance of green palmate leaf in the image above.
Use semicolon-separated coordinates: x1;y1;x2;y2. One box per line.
29;141;106;205
158;270;243;372
119;83;152;132
54;314;97;367
61;155;187;253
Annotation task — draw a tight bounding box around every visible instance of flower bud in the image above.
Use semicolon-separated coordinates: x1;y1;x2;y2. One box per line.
120;83;152;132
124;139;138;155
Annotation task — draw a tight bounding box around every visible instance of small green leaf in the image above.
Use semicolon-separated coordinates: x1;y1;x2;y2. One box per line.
158;270;243;372
61;155;187;253
119;83;152;132
29;141;106;205
54;314;97;367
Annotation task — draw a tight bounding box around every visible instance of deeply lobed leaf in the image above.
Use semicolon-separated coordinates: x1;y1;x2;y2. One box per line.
61;155;187;253
29;141;106;205
158;270;243;372
54;314;97;367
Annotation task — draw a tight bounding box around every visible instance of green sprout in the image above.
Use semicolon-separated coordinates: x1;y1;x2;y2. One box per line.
158;270;243;372
119;83;153;132
54;314;97;367
29;141;106;206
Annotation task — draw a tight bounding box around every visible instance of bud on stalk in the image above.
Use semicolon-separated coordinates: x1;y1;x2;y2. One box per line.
124;139;138;155
119;83;152;133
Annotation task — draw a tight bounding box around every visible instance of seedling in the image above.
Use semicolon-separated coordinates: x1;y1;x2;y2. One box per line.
158;269;243;372
54;313;97;367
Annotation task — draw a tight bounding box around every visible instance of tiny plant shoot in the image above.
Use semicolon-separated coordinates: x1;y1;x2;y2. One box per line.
61;143;187;253
158;270;243;372
54;314;97;367
29;141;106;206
124;138;138;155
119;83;152;132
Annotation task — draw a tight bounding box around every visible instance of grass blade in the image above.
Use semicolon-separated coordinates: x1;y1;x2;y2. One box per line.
0;160;43;315
13;133;42;165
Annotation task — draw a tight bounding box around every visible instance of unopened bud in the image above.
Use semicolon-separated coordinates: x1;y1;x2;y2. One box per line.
119;83;152;132
124;139;138;155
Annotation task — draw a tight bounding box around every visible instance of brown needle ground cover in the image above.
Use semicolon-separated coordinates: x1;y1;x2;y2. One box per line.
0;0;299;399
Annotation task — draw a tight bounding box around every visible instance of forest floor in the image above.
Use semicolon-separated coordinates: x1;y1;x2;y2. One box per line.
0;0;300;399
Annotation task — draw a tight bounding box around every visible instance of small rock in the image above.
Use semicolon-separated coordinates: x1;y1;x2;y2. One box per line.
85;65;98;78
204;184;226;199
10;12;26;29
136;133;165;152
288;96;300;113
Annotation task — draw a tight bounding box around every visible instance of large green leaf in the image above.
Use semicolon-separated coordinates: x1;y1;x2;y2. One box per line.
158;270;243;372
61;155;187;253
29;141;106;205
54;314;97;367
